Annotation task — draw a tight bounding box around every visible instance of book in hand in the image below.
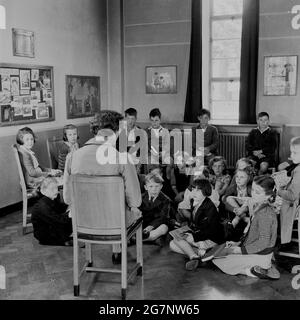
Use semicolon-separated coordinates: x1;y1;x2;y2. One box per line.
271;170;291;188
169;225;192;241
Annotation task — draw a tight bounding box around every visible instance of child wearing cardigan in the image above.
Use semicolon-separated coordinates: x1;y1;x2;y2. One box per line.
212;175;279;279
278;136;300;245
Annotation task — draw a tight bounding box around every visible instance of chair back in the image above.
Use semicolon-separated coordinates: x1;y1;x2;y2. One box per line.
70;174;126;236
46;136;63;169
12;144;27;192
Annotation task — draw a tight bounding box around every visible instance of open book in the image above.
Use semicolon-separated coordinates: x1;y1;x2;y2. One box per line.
271;170;291;188
169;225;192;241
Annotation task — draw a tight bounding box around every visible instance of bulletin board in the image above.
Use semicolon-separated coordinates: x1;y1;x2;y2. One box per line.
0;63;55;126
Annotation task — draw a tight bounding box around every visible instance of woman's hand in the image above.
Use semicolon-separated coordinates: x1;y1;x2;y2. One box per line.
225;241;240;248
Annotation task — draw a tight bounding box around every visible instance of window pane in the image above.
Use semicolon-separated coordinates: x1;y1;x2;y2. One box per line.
212;58;240;77
212;19;242;40
212;39;241;59
211;80;240;101
212;0;243;16
211;100;239;120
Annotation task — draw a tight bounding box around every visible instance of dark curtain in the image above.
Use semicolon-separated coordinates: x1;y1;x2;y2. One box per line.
184;0;202;123
239;0;259;124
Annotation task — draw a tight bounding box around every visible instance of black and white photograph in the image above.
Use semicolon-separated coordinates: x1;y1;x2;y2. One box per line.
1;0;300;308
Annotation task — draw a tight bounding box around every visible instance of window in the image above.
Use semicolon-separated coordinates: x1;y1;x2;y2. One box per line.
209;0;243;123
0;5;6;29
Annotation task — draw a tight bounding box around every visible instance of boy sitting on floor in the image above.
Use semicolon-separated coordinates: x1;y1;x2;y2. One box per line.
31;177;72;246
139;172;170;247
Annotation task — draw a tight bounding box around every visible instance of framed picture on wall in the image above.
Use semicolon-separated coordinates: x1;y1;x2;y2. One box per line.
12;28;35;58
66;75;101;119
263;55;298;96
145;65;177;94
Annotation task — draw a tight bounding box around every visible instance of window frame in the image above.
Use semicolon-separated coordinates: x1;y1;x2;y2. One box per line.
208;1;243;124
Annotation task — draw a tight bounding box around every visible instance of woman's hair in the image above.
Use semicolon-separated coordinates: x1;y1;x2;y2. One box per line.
16;127;36;145
290;136;300;147
89;110;124;135
145;172;164;185
208;156;227;174
253;175;276;202
192;178;212;197
62;124;78;141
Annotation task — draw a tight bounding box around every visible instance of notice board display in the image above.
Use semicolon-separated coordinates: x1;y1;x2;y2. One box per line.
0;63;55;126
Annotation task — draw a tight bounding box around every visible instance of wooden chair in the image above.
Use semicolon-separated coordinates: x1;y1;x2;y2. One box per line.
278;201;300;259
12;144;37;235
70;174;143;300
46;136;62;169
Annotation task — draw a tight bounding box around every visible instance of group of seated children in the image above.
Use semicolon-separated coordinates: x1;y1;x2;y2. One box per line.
15;108;300;281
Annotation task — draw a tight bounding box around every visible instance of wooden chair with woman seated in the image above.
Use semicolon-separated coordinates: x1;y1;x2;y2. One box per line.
70;174;143;300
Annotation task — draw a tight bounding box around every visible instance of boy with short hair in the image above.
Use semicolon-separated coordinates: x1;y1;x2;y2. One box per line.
139;172;170;246
192;109;219;164
246;112;277;174
147;108;171;165
31;177;72;246
278;136;300;244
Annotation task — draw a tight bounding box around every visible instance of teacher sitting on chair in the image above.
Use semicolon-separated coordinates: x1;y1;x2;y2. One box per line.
63;110;142;264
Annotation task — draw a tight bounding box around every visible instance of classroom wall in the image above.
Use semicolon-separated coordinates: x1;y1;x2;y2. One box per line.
123;0;191;122
257;0;300;126
0;0;108;208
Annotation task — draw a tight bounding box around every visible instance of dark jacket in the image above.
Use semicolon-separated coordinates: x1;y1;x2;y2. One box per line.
246;127;277;165
31;195;72;245
192;124;219;156
140;191;170;228
190;197;224;244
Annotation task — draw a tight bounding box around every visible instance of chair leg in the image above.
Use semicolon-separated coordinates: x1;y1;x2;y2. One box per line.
121;288;126;300
136;226;143;276
85;243;93;267
74;285;80;296
121;241;127;300
73;237;79;296
298;217;300;256
22;196;28;232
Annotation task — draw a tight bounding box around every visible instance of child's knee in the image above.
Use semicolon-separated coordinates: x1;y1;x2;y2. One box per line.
160;224;168;234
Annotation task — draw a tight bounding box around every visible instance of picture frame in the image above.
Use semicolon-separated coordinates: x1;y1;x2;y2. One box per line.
263;55;298;96
12;28;35;58
66;75;100;119
145;65;177;94
0;63;55;127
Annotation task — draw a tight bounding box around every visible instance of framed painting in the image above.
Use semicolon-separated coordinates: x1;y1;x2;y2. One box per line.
12;28;35;58
264;55;298;96
145;65;177;94
66;75;100;119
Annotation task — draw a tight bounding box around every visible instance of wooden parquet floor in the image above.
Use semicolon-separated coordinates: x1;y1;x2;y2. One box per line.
0;210;300;300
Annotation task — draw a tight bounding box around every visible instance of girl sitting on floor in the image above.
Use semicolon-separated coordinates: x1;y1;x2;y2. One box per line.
170;179;224;271
208;156;231;197
211;175;279;279
222;167;254;229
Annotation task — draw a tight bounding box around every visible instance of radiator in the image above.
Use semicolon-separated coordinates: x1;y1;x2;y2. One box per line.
218;133;247;168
